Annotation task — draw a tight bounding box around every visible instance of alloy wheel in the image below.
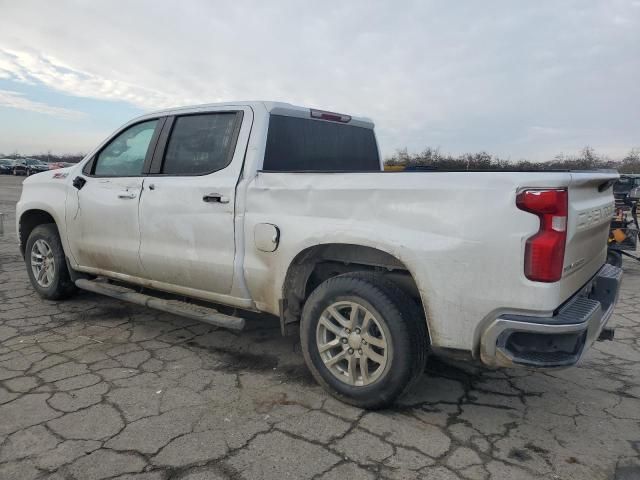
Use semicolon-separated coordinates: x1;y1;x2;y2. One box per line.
31;239;55;288
316;300;391;386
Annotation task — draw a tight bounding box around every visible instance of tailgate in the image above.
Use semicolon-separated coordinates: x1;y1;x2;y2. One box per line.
563;171;617;285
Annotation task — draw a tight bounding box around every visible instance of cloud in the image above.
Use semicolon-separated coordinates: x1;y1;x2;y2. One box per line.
0;89;85;119
0;49;193;110
0;0;638;159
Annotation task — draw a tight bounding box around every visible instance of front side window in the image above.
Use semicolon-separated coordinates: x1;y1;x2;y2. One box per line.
94;120;158;176
161;113;239;175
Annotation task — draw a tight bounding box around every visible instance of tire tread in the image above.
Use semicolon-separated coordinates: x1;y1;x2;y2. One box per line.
300;271;429;409
25;223;76;300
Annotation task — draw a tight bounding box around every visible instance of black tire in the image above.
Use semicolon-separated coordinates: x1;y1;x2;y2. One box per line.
300;272;428;409
607;249;623;268
24;224;77;300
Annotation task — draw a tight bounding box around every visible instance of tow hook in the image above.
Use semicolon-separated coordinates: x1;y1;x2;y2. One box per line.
598;328;615;341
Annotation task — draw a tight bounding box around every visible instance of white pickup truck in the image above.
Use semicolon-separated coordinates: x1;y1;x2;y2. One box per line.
16;101;622;408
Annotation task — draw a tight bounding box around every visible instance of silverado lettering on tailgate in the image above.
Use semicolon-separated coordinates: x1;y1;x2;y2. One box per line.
576;204;614;231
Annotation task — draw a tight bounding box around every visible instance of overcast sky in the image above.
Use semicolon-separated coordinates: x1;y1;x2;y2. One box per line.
0;0;638;161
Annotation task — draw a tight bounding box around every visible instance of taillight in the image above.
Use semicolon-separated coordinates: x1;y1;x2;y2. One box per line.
310;109;351;123
516;188;568;282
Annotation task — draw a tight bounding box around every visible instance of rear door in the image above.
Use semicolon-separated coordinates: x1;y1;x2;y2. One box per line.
138;107;252;295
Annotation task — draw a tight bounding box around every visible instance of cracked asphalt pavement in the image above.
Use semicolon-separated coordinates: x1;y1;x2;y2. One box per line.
1;175;639;480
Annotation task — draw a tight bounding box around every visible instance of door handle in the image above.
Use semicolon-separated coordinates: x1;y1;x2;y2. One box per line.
203;193;229;204
118;191;137;199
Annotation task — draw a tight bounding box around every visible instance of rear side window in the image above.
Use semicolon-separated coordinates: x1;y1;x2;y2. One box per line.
263;115;380;171
161;113;240;175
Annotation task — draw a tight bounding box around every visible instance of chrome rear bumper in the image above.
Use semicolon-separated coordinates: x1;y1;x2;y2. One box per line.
480;264;623;368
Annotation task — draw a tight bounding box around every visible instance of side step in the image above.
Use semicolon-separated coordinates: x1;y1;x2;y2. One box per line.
75;279;245;331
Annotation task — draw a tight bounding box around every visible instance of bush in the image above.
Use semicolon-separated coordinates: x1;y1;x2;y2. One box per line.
385;146;640;173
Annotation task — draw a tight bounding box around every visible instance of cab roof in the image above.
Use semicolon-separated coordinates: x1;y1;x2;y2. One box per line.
141;101;375;129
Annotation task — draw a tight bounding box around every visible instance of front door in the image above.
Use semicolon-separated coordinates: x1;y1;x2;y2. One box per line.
66;119;161;278
138;108;251;295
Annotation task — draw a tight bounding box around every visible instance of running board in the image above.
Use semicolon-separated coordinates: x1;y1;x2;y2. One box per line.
75;279;245;330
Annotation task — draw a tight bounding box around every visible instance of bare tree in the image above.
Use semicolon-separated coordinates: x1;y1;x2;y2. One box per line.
385;146;637;172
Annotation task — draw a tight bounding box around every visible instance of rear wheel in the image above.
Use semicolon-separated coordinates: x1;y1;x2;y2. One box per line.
25;224;77;300
300;272;427;409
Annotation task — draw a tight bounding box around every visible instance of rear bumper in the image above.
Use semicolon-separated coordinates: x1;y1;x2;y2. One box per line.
480;264;623;368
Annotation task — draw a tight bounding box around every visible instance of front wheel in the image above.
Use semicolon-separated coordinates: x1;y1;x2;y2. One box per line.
300;272;427;409
25;224;77;300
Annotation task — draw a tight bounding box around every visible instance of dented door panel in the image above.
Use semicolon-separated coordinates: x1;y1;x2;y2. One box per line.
138;175;237;294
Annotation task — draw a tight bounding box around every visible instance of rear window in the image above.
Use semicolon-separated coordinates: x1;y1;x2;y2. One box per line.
263;115;380;171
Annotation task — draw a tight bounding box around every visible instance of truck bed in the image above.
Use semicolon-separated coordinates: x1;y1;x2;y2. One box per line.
244;169;617;352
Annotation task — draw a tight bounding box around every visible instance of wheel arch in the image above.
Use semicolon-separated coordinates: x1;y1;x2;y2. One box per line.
280;242;430;337
19;209;58;257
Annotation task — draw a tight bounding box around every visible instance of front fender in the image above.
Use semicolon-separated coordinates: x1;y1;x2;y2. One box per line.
16;170;74;257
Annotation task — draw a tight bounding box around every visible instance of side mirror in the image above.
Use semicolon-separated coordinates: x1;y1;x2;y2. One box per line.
72;176;86;190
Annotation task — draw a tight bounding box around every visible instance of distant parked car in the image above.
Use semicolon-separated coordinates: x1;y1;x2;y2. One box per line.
12;158;49;176
44;161;77;170
0;158;15;174
613;174;640;208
